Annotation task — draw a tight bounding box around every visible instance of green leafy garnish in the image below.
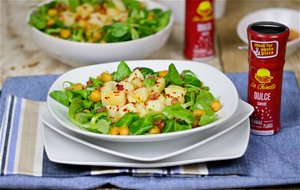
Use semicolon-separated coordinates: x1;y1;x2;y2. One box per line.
113;60;132;81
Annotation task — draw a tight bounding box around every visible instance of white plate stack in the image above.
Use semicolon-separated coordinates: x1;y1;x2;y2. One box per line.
40;60;254;167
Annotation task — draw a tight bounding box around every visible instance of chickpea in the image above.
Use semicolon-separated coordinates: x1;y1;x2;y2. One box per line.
149;126;161;134
109;126;120;135
90;90;101;102
78;19;87;28
92;31;102;41
158;70;168;78
85;29;92;37
73;83;84;90
48;8;58;17
193;109;206;118
47;18;56;26
97;72;113;82
119;126;129;136
147;13;154;21
60;29;71;39
211;100;222;112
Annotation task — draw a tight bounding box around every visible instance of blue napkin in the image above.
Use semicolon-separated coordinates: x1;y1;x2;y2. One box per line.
0;72;299;189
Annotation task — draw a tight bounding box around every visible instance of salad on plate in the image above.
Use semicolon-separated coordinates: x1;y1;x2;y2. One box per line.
50;61;222;135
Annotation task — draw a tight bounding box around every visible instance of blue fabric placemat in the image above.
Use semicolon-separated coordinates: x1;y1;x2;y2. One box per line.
0;71;299;189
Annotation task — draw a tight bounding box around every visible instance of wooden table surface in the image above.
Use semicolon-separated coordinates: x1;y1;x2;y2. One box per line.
0;0;299;189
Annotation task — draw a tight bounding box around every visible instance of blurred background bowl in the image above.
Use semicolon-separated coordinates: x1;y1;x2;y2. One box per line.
237;8;300;56
27;0;174;67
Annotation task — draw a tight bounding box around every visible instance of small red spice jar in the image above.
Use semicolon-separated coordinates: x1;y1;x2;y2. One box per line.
247;21;290;135
184;0;215;61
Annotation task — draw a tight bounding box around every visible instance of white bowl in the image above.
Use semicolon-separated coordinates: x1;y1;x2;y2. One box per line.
237;8;300;56
27;1;174;66
47;60;239;142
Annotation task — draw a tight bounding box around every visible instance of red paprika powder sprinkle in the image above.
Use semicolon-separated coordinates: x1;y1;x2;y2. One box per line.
247;21;290;135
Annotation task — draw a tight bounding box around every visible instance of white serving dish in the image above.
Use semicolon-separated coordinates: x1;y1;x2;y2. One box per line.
43;117;250;168
237;8;300;56
47;60;239;142
41;99;253;161
27;0;174;66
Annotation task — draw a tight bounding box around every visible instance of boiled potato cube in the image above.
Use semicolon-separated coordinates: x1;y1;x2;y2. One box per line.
165;85;186;105
101;81;117;95
128;69;144;89
112;0;126;11
135;103;147;117
129;87;149;103
149;77;165;93
118;81;134;94
119;103;137;117
106;105;121;123
102;91;126;106
146;99;166;112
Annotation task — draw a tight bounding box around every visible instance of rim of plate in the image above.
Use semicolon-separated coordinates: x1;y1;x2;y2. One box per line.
47;60;239;141
237;8;300;46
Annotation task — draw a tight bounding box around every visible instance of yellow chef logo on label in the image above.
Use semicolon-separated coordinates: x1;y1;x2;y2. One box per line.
197;1;213;16
255;68;273;84
193;1;213;22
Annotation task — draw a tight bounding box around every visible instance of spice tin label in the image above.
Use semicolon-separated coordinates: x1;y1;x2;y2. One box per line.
250;40;278;59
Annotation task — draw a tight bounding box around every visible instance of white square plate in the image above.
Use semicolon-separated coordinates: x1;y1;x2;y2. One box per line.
41;100;253;162
42;118;250;168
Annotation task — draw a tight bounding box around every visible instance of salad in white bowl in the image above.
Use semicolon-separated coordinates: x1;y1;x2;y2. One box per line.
47;60;238;142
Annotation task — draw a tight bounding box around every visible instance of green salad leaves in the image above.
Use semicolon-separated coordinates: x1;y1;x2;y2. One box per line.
29;0;171;43
50;61;221;136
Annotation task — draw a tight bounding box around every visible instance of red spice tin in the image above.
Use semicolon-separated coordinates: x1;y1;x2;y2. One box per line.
184;0;215;61
247;21;290;135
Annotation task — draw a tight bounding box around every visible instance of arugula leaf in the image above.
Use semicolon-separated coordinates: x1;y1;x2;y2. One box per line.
124;0;141;10
75;112;93;124
199;114;217;126
182;70;202;87
68;98;83;117
162;119;175;133
138;67;155;77
115;112;139;127
175;122;192;131
82;100;92;109
72;90;90;100
90;112;108;125
49;90;70;106
162;119;192;133
168;63;184;86
130;27;140;40
129;116;153;135
193;90;216;115
45;28;61;35
144;77;155;87
113;60;132;81
29;8;47;30
157;10;171;31
69;0;80;11
162;104;196;124
111;23;130;38
87;77;103;88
